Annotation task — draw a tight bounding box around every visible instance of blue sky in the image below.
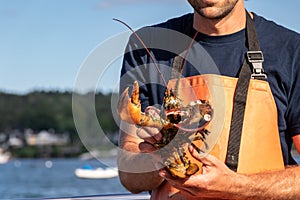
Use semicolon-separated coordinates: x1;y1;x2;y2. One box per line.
1;0;300;94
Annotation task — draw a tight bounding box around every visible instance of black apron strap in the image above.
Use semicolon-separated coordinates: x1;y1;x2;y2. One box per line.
225;12;266;171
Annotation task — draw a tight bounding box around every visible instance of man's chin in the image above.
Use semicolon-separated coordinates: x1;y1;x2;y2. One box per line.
196;7;234;20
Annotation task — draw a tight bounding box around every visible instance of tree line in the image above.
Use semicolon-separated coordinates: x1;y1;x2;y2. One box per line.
0;90;119;144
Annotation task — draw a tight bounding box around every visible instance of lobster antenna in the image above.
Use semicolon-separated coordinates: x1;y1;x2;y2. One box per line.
113;18;168;88
180;31;199;74
174;31;199;96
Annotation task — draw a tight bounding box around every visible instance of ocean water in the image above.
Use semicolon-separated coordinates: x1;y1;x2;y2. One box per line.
0;158;128;199
1;154;299;200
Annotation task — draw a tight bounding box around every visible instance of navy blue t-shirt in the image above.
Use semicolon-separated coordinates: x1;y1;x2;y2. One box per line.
120;13;300;165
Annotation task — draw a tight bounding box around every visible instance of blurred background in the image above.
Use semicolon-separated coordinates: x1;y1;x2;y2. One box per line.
0;0;299;199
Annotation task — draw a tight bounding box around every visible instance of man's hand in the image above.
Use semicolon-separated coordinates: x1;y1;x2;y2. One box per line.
157;145;243;199
136;106;163;153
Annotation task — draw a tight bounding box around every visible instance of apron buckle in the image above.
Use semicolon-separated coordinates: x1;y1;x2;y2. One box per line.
247;51;267;80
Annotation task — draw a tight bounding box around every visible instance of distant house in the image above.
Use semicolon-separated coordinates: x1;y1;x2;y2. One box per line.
25;130;69;146
8;130;24;147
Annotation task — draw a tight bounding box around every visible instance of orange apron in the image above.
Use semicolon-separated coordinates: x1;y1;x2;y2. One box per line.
150;74;284;200
150;13;284;200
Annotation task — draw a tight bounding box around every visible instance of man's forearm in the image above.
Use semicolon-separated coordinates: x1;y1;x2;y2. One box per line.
117;123;164;193
118;149;164;193
236;166;300;200
118;169;163;193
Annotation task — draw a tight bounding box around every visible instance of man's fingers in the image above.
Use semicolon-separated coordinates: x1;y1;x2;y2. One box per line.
158;168;172;180
188;144;218;166
139;141;157;153
145;127;162;141
145;106;161;115
137;127;162;141
136;127;155;143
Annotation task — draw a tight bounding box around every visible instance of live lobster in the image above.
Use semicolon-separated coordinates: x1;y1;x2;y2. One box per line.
115;19;213;178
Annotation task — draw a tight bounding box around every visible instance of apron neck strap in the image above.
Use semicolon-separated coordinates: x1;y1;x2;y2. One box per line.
245;12;267;80
226;11;266;171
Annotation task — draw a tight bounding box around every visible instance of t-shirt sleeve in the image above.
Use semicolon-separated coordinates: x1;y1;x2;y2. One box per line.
285;42;300;137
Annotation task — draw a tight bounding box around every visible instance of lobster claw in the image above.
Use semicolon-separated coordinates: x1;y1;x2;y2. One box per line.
118;81;164;128
118;81;141;124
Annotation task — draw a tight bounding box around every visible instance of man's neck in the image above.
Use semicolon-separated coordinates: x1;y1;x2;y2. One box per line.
193;1;248;36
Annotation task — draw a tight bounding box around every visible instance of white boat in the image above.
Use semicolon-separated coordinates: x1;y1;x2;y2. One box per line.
0;150;11;164
75;166;118;179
